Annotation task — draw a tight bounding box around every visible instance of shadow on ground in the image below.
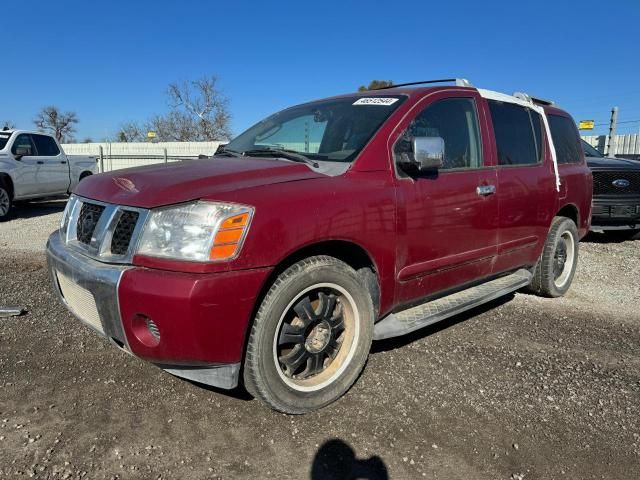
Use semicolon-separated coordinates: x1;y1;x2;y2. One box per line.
12;197;67;219
582;230;639;244
311;438;388;480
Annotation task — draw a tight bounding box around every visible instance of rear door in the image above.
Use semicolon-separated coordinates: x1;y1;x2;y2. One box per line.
393;91;499;305
31;134;69;194
488;100;557;274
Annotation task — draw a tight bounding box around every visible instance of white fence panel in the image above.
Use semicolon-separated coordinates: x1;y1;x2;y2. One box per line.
63;141;223;171
580;134;640;157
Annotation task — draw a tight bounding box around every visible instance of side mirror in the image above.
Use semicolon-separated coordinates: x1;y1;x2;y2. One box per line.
413;137;444;170
14;147;31;160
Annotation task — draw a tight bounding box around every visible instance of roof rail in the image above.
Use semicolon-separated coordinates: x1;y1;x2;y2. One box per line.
372;78;473;90
513;91;555;106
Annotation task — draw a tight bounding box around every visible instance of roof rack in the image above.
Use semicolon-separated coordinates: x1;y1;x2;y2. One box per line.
372;78;473;90
512;92;555;106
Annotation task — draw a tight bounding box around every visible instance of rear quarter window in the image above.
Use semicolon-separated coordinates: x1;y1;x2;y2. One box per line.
548;114;582;164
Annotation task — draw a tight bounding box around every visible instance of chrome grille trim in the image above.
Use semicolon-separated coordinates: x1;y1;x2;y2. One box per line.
63;195;150;264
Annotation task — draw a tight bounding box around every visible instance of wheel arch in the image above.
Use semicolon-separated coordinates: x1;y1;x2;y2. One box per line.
556;203;579;226
0;172;14;199
240;239;381;369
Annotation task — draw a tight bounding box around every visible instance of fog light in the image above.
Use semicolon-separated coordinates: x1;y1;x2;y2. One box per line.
132;314;161;347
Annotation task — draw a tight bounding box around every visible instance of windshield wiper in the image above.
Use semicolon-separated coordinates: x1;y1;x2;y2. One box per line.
243;148;319;168
216;146;243;157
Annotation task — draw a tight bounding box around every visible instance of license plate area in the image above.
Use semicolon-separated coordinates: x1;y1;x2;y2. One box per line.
56;271;104;334
610;205;639;218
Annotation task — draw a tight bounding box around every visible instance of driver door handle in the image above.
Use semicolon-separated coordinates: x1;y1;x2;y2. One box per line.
60;161;67;164
476;184;496;196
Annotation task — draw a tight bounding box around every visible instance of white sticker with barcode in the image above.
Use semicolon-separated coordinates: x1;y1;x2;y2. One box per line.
0;134;9;139
353;98;399;106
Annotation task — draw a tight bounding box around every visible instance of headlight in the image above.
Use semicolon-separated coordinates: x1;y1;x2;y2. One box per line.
137;201;254;262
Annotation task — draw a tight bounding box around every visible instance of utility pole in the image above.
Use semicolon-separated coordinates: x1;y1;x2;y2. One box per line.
606;106;618;156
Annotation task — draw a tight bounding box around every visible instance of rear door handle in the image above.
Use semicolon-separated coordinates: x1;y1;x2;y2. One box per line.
60;161;67;164
476;185;496;196
36;160;44;165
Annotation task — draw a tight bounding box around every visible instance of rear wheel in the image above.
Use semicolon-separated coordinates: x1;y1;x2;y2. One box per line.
243;256;374;414
0;183;12;222
529;216;579;297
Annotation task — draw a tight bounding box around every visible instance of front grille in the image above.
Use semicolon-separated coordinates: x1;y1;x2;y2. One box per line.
592;171;640;196
76;203;105;244
111;211;140;255
64;195;148;264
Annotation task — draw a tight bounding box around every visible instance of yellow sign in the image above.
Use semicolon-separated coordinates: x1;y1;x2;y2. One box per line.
578;120;595;130
147;131;157;139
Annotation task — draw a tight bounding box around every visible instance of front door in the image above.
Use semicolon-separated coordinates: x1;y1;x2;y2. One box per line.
393;92;499;305
10;134;39;197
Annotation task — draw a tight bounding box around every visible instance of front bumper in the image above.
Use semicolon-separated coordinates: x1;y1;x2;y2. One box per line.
46;231;272;389
591;197;640;230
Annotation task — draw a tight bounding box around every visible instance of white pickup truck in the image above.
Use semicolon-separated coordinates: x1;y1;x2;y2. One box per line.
0;129;98;220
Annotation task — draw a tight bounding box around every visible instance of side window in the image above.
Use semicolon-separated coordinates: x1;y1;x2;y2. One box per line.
11;134;36;156
32;134;61;156
488;101;541;166
548;114;582;164
394;97;482;170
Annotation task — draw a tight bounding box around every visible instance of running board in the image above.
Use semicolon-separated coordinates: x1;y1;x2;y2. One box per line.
373;269;532;340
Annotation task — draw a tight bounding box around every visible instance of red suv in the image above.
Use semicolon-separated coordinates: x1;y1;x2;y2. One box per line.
47;79;592;413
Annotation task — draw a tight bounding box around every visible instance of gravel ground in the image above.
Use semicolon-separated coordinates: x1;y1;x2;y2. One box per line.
0;199;66;252
0;205;639;479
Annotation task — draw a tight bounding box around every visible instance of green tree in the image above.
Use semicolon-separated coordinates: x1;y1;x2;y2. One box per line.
358;80;394;91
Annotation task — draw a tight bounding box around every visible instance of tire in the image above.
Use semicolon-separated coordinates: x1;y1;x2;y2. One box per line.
528;216;579;298
0;182;13;222
243;256;375;414
604;229;640;242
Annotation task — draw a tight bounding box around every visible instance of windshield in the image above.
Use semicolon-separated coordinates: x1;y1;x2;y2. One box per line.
225;95;406;162
0;132;12;150
581;139;603;158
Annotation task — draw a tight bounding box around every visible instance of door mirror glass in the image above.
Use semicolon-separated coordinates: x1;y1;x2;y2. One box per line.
413;136;444;170
14;146;32;159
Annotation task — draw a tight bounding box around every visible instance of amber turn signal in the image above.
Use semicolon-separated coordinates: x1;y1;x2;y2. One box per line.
209;212;251;260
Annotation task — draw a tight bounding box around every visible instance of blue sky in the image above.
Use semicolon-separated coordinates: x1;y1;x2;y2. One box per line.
2;0;639;140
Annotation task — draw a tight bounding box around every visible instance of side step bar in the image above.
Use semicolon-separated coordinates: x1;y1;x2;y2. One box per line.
373;269;532;340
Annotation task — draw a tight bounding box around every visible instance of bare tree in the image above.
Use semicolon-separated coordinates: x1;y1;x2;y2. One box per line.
165;76;232;141
33;106;78;142
358;80;394;91
2;120;15;130
112;75;231;143
116;121;146;142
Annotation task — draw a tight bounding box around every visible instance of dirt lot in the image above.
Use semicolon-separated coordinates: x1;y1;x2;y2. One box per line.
1;203;639;479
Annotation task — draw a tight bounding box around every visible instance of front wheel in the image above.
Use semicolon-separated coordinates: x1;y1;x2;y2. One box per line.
529;216;579;297
0;183;13;222
243;256;374;414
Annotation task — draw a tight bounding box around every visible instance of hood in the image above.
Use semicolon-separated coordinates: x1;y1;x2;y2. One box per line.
74;157;323;208
586;155;640;170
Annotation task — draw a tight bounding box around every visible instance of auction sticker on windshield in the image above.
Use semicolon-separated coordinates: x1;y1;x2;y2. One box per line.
353;98;399;106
